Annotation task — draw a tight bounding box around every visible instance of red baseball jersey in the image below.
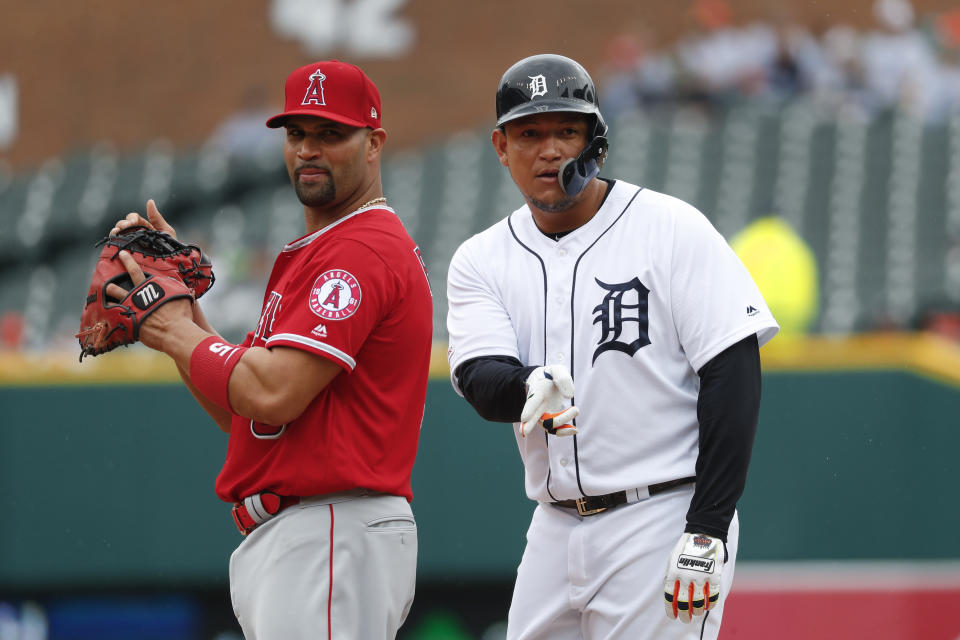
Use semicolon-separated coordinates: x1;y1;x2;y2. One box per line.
215;205;433;503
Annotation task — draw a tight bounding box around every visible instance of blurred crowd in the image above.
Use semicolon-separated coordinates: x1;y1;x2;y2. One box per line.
598;0;960;123
5;0;960;355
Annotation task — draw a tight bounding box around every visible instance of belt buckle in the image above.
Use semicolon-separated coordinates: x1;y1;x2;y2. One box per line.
575;497;607;517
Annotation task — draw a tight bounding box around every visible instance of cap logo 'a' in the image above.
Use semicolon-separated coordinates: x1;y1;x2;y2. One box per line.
302;69;327;106
528;74;547;97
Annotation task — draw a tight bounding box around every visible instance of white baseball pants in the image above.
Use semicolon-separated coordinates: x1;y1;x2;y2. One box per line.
507;485;739;639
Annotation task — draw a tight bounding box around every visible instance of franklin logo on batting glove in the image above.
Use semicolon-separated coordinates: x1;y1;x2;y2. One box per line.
664;532;724;623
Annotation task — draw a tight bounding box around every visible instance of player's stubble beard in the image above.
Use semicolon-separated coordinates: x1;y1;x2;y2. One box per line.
527;187;578;214
523;170;579;213
293;172;335;207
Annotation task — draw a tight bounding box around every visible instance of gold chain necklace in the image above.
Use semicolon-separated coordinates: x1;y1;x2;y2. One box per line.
358;196;387;209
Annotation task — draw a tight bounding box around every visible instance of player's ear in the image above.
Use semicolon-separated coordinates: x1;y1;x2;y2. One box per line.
366;128;387;161
491;128;509;167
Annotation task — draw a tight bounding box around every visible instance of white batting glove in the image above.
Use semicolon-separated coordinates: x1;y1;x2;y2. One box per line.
663;532;725;623
519;365;579;437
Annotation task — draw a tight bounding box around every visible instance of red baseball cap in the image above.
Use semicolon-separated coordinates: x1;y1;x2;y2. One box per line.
266;60;382;129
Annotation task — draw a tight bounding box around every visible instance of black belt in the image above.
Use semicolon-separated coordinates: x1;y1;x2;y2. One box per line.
551;476;696;516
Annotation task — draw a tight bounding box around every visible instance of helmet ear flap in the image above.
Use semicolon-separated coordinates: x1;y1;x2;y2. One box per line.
592;112;609;140
559;135;609;196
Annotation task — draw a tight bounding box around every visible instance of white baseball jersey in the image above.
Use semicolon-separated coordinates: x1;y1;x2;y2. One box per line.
447;180;779;503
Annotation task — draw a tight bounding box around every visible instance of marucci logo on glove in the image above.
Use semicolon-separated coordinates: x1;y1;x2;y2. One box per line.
132;282;165;309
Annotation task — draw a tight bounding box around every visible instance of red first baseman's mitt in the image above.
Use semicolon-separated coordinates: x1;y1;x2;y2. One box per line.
97;226;215;298
75;228;204;360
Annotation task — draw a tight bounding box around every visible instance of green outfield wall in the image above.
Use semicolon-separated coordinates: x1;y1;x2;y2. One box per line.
1;368;957;589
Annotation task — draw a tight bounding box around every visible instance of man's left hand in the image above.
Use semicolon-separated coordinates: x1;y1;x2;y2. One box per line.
663;532;725;623
77;248;194;359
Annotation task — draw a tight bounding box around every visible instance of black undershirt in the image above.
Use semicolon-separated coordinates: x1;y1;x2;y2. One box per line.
455;356;536;423
452;334;762;540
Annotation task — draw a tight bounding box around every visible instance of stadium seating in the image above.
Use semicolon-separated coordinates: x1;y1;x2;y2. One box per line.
2;99;959;350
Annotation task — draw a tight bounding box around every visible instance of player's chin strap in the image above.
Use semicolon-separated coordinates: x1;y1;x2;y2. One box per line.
558;135;609;197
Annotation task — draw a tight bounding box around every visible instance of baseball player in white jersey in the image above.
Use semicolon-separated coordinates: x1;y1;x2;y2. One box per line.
446;54;779;639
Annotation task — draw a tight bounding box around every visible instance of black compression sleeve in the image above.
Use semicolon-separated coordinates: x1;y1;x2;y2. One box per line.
684;334;762;542
454;356;537;423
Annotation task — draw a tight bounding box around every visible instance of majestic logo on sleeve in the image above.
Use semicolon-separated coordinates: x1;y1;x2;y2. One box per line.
309;269;361;320
591;277;651;364
302;69;327;105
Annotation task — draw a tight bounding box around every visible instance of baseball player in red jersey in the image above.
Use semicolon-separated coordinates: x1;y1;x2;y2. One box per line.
446;54;779;639
107;61;432;639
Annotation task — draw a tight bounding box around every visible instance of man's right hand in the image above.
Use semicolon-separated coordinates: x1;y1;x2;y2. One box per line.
104;250;194;352
519;365;579;437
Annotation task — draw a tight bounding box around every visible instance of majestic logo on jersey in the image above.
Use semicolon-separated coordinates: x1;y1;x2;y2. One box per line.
746;305;759;316
527;74;547;97
591;277;651;364
302;69;327;105
309;269;361;320
311;323;328;337
254;291;283;342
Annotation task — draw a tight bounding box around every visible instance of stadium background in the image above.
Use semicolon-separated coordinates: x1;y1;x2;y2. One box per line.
2;0;960;638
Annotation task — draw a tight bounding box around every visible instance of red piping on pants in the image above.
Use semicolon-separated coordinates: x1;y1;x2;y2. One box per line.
328;504;335;640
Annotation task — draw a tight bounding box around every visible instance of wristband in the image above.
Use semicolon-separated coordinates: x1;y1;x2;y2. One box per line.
190;336;248;413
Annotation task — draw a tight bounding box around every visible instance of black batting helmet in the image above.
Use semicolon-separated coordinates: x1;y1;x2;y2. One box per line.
495;54;609;196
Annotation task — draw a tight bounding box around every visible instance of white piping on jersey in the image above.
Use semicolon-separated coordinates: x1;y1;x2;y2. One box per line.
282;205;397;252
265;332;357;370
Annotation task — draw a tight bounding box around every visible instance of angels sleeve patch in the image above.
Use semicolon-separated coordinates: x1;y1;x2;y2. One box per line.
309;269;362;320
